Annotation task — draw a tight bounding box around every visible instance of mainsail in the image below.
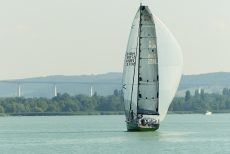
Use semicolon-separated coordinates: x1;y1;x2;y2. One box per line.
137;6;159;116
122;4;183;131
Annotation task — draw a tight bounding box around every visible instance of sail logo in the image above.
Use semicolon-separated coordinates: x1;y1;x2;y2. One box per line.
148;53;157;64
126;52;136;66
149;40;156;48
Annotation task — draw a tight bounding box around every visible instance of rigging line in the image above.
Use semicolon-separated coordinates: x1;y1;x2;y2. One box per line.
151;13;160;113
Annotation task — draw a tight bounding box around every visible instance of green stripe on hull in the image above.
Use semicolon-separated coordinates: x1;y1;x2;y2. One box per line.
127;122;159;131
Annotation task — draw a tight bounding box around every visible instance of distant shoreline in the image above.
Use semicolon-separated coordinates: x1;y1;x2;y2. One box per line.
0;111;125;116
1;111;230;116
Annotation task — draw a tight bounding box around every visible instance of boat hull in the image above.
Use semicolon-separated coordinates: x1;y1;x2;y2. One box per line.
126;122;159;131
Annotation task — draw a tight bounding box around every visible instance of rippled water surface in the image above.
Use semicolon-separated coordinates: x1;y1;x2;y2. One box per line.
0;114;230;154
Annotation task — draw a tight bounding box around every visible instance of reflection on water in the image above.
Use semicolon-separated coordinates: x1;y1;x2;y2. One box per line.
0;114;230;154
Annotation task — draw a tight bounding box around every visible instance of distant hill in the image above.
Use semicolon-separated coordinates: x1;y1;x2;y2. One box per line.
178;72;230;95
180;72;230;89
0;73;122;98
1;72;230;98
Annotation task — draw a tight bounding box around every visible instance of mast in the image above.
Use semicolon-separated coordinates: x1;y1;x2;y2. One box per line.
136;4;142;113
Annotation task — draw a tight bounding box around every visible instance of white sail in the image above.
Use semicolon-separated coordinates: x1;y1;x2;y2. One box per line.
122;10;140;118
153;15;183;121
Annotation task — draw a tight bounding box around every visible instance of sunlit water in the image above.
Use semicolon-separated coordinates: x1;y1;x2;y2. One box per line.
0;114;230;154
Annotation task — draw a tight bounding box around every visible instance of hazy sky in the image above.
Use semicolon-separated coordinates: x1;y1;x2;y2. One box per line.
1;0;230;80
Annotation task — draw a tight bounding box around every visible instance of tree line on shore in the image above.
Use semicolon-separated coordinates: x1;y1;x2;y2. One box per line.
1;88;230;114
169;88;230;113
0;90;123;114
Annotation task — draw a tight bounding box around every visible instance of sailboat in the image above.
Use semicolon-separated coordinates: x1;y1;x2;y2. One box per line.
122;4;183;131
205;111;212;115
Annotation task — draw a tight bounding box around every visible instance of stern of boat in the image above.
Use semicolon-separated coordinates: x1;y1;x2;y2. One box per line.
126;114;160;131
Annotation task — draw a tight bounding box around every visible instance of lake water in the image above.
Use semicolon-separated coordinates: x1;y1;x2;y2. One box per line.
0;114;230;154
